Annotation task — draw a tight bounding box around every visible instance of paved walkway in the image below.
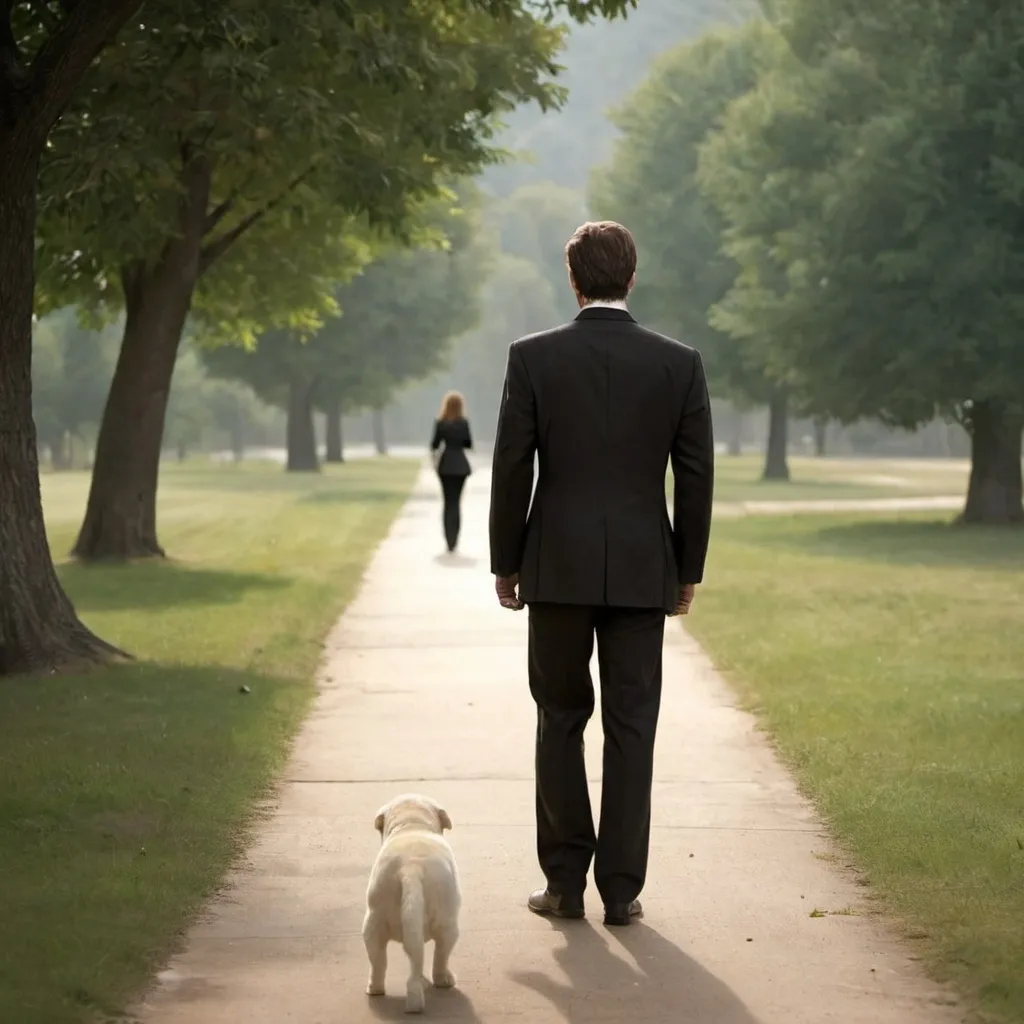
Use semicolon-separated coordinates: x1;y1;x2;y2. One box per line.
137;468;962;1024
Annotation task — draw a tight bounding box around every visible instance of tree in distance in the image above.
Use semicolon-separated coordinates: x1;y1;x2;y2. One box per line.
700;0;1024;522
203;191;490;471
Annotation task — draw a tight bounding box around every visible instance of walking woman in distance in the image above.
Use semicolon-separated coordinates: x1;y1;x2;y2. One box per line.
430;391;473;553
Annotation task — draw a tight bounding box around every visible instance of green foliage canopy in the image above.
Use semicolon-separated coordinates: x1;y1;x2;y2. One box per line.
35;0;571;340
700;0;1024;430
201;192;490;414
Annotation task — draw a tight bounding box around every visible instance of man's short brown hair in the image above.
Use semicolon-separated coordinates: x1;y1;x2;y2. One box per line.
564;221;637;302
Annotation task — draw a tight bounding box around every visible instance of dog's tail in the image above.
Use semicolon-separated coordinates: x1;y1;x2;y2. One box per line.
399;865;426;979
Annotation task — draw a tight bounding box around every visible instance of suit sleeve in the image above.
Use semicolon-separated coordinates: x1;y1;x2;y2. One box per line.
489;342;537;577
429;419;442;451
670;351;714;584
464;420;474;450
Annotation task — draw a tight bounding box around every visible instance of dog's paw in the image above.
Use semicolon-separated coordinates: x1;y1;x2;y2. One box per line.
404;981;426;1014
433;969;456;989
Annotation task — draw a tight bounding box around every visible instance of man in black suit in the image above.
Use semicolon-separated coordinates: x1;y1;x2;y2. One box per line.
489;220;714;927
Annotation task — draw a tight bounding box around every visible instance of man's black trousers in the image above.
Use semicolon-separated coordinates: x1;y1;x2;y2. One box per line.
527;602;665;907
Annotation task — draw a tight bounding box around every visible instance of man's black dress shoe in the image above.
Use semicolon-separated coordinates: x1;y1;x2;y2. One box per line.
527;888;585;919
603;899;643;927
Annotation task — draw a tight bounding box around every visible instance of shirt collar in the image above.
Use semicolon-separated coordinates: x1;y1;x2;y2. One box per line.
581;299;629;312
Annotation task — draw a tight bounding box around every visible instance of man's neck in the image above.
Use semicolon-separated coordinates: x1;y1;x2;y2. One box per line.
581;298;628;311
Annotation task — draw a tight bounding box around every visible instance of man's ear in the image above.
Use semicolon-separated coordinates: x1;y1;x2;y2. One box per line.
374;808;387;833
438;807;453;831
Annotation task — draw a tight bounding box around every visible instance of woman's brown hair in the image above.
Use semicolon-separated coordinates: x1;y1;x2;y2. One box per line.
439;390;465;421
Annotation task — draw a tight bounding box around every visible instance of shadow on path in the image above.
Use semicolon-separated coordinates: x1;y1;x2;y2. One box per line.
511;920;763;1023
366;986;484;1022
434;553;479;569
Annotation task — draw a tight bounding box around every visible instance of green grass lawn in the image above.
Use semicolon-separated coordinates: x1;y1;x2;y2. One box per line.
709;454;969;504
686;513;1024;1022
0;458;418;1023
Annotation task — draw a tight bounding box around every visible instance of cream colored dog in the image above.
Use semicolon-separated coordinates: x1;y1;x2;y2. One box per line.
363;793;461;1013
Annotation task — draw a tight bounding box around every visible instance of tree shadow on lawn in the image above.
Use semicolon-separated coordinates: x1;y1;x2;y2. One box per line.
751;517;1024;570
162;463;417;497
0;662;311;1024
58;561;288;612
298;487;426;506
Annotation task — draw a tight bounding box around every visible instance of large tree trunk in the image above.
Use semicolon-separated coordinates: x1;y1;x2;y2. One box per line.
960;401;1023;525
324;394;344;463
813;417;828;458
372;406;387;456
0;141;122;675
762;392;790;481
73;157;211;560
286;377;320;472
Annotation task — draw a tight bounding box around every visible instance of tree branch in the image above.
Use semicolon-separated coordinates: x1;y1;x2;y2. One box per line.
203;195;236;235
23;0;143;139
199;166;315;273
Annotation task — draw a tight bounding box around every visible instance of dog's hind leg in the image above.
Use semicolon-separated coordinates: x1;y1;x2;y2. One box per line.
400;869;426;1013
432;922;458;989
362;910;387;997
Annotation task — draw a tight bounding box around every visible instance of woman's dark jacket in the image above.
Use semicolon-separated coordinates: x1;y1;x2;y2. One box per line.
431;417;473;476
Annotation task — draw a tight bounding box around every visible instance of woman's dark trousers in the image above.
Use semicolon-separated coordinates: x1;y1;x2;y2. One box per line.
440;474;467;551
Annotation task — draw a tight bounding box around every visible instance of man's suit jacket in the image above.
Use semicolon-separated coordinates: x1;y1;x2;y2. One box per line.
488;306;714;612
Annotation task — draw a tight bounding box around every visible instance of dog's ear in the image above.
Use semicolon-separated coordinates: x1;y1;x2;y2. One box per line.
374;807;387;833
437;807;453;831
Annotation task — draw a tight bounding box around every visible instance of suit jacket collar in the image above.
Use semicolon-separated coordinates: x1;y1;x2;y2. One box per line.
574;307;636;323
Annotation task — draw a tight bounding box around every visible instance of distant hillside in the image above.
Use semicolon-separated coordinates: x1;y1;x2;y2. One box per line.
482;0;753;197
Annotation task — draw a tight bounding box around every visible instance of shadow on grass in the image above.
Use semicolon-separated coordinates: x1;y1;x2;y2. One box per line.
0;661;312;1024
299;487;424;506
719;475;879;492
510;920;759;1024
162;462;418;497
751;518;1024;570
58;561;287;612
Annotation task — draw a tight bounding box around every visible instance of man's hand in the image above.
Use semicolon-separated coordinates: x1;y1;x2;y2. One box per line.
495;574;524;610
670;583;697;616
